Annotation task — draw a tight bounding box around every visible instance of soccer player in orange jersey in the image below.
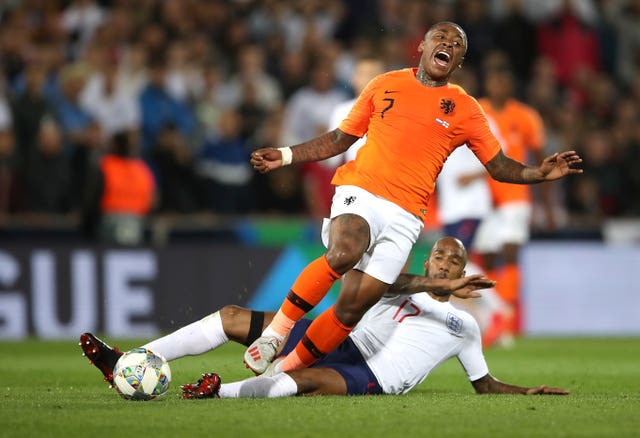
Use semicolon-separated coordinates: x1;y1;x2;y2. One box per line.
474;53;554;342
246;21;582;376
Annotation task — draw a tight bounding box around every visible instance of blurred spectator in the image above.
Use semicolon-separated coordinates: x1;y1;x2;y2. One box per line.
9;43;65;103
153;123;205;214
491;0;538;87
82;131;155;245
237;81;269;145
611;98;640;215
457;0;497;71
159;0;198;40
164;39;204;104
69;120;103;210
136;21;168;63
280;57;347;145
193;64;226;144
0;106;17;220
526;56;561;125
138;55;196;159
49;61;95;153
80;55;140;140
603;0;640;89
376;0;407;36
0;5;36;85
197;109;254;214
252;108;306;215
536;0;602;88
280;1;343;52
379;35;411;70
60;0;106;60
221;44;282;112
581;71;617;128
10;59;55;180
277;50;309;99
117;42;149;99
24;118;71;214
566;129;624;224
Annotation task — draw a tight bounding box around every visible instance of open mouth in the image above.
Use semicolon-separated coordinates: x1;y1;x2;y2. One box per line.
434;51;451;67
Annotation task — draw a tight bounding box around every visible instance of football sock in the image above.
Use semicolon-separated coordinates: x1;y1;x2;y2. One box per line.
497;264;519;304
218;372;298;398
264;255;341;339
496;264;520;334
142;311;228;361
280;306;354;372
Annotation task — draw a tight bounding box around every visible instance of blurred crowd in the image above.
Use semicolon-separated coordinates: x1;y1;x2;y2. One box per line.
0;0;639;237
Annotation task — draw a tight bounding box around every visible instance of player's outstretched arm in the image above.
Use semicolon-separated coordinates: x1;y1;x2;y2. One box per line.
484;149;583;184
389;273;495;298
471;374;569;395
250;128;359;174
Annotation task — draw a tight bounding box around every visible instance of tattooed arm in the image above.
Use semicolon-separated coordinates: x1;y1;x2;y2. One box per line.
485;149;583;184
250;128;359;174
388;273;495;299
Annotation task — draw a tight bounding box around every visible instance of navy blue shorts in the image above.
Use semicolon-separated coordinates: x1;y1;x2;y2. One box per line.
444;218;482;250
278;319;383;395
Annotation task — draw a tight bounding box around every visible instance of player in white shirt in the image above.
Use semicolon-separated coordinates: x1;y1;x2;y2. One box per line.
81;237;567;398
436;119;512;348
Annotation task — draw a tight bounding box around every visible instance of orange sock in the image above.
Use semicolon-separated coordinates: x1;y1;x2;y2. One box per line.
270;256;341;337
497;264;519;304
280;306;353;371
497;264;521;334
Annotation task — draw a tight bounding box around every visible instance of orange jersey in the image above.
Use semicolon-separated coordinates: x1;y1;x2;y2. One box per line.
479;98;545;205
334;68;501;221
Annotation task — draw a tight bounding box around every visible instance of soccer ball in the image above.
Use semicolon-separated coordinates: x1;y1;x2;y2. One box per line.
112;347;172;401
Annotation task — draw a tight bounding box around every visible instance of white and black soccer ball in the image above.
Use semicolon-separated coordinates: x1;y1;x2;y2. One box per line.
113;347;171;401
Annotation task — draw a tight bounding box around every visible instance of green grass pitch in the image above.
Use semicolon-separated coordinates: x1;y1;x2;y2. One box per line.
1;337;638;437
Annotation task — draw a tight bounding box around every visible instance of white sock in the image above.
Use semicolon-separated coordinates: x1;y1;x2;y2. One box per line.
261;325;285;342
142;311;228;361
218;373;298;398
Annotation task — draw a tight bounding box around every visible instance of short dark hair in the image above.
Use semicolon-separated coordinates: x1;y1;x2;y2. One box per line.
427;21;468;55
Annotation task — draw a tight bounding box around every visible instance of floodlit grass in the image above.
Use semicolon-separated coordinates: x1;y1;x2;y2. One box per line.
1;337;638;437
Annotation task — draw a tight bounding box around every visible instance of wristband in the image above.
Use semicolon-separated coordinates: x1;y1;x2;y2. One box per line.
278;147;293;166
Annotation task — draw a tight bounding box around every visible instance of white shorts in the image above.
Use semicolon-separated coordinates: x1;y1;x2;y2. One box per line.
321;185;423;284
473;202;532;253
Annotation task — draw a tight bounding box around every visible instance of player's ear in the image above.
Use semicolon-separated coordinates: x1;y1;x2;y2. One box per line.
458;57;465;69
418;40;425;53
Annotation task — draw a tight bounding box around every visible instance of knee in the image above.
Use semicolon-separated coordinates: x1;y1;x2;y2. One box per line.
218;305;245;326
326;235;369;273
325;215;370;274
325;249;361;274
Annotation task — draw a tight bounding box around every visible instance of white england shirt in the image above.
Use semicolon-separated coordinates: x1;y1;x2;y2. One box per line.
349;293;489;395
436;145;491;224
